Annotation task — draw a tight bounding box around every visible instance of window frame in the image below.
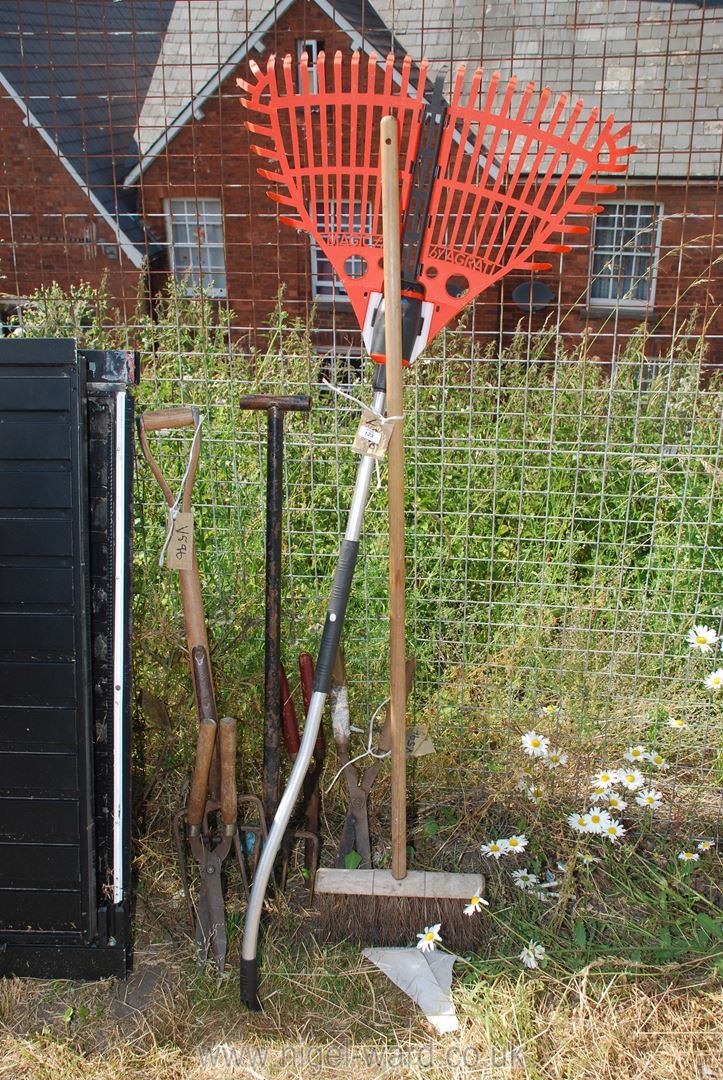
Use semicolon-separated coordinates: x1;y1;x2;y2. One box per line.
587;200;663;311
164;197;227;298
297;38;324;94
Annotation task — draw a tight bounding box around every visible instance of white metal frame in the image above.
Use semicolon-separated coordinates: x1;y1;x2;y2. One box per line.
164;197;227;298
588;200;664;310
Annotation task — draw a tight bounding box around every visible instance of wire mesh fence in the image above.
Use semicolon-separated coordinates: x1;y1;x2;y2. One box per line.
1;1;722;843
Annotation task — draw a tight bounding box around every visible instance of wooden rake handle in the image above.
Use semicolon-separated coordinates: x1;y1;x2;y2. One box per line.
381;114;407;882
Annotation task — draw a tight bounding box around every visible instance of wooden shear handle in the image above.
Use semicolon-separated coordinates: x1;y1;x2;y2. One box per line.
187;718;217;829
219;717;238;828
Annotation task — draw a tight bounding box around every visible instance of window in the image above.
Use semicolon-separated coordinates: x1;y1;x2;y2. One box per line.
310;201;371;301
165;198;226;297
589;202;661;309
297;39;324;93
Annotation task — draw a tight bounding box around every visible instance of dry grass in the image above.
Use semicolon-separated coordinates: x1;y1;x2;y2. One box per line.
1;884;720;1080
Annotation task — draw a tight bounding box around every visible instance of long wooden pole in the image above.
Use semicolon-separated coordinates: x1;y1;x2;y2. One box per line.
380;115;407;881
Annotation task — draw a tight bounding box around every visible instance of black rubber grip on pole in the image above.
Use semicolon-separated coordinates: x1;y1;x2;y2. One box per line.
240;958;261;1010
313;539;359;694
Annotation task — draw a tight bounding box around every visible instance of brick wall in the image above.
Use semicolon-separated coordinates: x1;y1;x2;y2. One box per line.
137;0;363;350
0;91;143;311
135;0;721;363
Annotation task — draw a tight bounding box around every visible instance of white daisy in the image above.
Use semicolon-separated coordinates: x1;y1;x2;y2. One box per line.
606;791;628;812
687;624;719;654
504;834;528;854
589;785;610;803
526;784;545;803
416;923;442;952
648;750;669;769
618;768;645;791
695;840;715;853
592;769;617;790
521;731;550;758
623;745;648;765
602;819;626;842
667;716;686;731
519;940;546;969
677;850;700;862
544;747;568;769
511;868;539;891
480;839;509;859
568;812;591;833
463;893;489;915
704;668;723;691
635;788;663;809
586;808;612;834
576;851;600;865
539;703;560;717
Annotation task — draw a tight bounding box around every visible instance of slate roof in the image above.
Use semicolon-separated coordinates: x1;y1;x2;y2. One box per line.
0;0;174;259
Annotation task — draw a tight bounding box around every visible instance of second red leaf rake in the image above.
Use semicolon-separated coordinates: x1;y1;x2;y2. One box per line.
237;49;634;1007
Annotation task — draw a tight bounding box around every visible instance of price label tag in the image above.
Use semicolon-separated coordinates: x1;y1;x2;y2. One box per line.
352;408;396;459
165;511;194;570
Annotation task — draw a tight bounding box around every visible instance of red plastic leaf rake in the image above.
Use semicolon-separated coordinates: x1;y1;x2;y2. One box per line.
238;50;635;352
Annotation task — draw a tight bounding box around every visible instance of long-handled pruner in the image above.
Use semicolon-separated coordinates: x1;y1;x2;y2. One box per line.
138;407;266;971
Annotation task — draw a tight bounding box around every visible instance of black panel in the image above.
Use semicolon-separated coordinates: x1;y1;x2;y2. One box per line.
0;467;72;509
0;890;82;933
1;844;81;890
0;613;76;654
0;707;77;751
0;341;135;979
0;799;79;843
0;339;95;945
0;519;74;558
0;752;79;795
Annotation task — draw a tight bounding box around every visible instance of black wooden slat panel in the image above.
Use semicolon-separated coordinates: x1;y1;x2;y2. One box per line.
0;377;70;412
0;520;73;558
0;707;77;750
0;341;94;945
0;799;79;843
0;420;71;461
0;752;78;795
0;890;82;933
0;468;72;509
0;614;75;654
0;567;73;605
0;662;76;706
0;843;81;890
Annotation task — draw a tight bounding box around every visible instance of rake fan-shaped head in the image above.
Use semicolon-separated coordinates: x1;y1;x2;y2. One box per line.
238;50;635;349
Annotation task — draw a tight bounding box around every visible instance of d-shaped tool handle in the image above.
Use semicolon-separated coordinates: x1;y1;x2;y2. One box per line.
139;406;199;431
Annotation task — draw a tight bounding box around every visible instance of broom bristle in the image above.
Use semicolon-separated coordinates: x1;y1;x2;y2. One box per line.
315;893;490;952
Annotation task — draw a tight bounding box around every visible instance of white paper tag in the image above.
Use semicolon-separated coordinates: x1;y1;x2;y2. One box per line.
164;511;194;570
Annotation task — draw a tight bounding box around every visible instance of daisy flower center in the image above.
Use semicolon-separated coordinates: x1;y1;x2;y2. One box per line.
508;839;519;847
697;635;708;643
424;931;434;941
531;738;540;748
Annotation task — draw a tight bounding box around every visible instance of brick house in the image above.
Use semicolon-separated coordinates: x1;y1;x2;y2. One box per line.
1;0;721;360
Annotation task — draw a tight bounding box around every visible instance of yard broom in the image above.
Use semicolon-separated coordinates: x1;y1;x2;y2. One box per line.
313;116;484;948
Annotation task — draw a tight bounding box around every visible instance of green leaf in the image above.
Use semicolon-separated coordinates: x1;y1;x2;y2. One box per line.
423;819;440;838
63;1007;74;1024
573;919;587;948
344;850;363;870
696;912;723;939
77;1006;89;1022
